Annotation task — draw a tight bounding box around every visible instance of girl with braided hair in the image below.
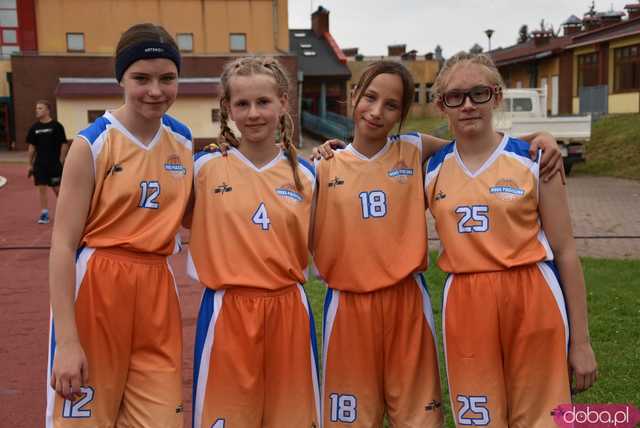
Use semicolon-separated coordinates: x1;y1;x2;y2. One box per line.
186;56;320;428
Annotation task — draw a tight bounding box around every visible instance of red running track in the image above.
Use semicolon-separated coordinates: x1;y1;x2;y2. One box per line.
0;162;201;427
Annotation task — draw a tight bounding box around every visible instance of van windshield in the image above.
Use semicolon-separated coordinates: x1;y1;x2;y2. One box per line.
511;98;533;112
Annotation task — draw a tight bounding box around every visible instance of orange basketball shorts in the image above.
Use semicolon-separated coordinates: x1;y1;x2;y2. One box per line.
442;261;571;428
46;247;184;428
322;274;444;428
192;284;320;428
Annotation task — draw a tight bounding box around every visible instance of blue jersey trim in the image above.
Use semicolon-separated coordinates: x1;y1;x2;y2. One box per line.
389;131;421;142
194;150;212;162
504;137;533;160
162;114;192;141
78;116;111;144
301;287;321;382
193;288;216;424
297;156;316;178
427;141;455;173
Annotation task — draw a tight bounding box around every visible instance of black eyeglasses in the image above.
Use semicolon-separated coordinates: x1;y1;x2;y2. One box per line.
441;85;498;108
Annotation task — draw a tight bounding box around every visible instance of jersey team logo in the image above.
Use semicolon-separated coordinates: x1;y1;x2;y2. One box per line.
328;176;345;187
213;182;233;195
276;183;303;202
164;154;187;177
489;178;525;201
388;161;414;183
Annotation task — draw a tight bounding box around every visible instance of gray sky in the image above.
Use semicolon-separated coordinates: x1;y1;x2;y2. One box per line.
288;0;635;56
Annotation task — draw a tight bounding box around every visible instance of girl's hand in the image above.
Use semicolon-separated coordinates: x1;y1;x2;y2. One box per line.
205;141;230;156
50;340;89;401
527;132;566;184
568;341;598;394
310;139;346;161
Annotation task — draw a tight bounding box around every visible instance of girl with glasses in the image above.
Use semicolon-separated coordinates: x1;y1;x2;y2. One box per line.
426;52;597;427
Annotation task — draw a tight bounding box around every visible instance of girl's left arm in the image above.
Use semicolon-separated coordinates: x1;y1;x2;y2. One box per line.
539;173;597;393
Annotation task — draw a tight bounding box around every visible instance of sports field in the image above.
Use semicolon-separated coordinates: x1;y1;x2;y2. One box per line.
1;161;639;427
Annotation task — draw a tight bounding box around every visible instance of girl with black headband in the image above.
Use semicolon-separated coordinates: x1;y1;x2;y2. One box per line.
47;23;191;427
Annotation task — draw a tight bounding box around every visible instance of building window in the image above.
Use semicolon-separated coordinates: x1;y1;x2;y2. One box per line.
211;108;221;122
614;44;640;93
1;28;15;43
0;0;17;57
577;53;599;88
87;110;105;124
414;83;421;103
300;43;312;48
66;33;85;52
176;33;193;52
0;9;17;27
229;33;246;52
426;83;434;103
303;51;316;56
293;32;305;38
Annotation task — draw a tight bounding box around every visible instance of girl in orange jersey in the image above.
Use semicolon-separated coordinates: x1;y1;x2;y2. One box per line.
47;24;191;427
426;52;597;427
311;61;563;428
186;57;320;428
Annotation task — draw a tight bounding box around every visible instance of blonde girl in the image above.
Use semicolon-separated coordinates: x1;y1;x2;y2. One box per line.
426;52;597;427
187;57;320;428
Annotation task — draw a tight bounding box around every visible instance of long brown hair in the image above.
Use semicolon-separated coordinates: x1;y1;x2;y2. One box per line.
352;61;414;132
219;56;302;191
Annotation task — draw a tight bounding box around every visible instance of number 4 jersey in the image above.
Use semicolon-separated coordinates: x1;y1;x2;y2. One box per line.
188;148;316;290
313;133;428;292
78;111;193;255
425;135;553;273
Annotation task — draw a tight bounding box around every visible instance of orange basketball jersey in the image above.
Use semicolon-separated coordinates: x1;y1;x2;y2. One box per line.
188;148;316;290
425;135;553;273
78;111;193;255
313;133;428;293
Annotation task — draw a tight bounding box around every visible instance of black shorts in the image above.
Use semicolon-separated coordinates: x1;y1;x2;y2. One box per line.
33;161;62;187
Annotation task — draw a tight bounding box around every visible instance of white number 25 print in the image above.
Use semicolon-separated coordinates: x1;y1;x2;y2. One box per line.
455;205;489;234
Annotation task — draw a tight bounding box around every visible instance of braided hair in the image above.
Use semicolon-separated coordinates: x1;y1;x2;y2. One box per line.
219;57;302;190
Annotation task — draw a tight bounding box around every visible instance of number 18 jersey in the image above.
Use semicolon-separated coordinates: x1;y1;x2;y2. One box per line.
312;133;428;293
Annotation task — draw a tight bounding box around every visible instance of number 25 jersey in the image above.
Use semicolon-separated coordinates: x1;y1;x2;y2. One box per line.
425;135;553;273
312;133;428;293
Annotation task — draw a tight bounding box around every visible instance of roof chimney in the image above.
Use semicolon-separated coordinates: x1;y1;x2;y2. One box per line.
531;29;554;46
311;6;330;37
388;44;406;56
562;15;582;36
625;2;640;20
598;9;625;26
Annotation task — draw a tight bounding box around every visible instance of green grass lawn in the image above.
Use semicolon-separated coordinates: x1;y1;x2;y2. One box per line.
304;255;640;426
573;114;640;180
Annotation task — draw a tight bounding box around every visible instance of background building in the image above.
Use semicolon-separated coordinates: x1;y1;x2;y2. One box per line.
345;44;442;119
8;0;297;151
490;3;640;116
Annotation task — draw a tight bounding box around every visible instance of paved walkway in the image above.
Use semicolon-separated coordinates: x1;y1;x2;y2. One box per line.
425;175;640;259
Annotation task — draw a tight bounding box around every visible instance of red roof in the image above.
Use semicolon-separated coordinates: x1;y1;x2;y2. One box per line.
490;15;640;66
55;78;221;98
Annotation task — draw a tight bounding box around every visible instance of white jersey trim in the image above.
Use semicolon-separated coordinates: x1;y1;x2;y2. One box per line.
103;111;163;151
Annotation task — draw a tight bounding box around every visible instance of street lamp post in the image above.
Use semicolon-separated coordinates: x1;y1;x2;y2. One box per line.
485;29;495;52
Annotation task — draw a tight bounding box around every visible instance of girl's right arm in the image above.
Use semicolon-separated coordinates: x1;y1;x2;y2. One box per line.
49;138;95;400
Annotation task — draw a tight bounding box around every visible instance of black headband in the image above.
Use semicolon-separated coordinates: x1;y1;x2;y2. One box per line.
115;41;181;82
